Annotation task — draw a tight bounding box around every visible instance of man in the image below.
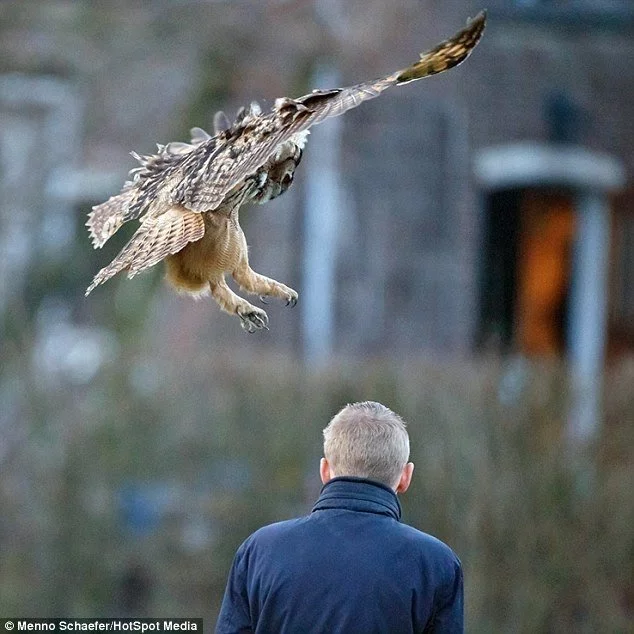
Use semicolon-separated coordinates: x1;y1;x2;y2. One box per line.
216;401;464;633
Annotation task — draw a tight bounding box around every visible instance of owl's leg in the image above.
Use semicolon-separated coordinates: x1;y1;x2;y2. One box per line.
232;262;298;307
209;277;269;332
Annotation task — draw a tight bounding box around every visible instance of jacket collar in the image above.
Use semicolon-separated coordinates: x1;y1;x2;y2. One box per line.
311;476;402;521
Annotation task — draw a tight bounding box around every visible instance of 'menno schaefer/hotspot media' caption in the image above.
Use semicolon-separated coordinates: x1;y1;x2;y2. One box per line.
1;620;202;632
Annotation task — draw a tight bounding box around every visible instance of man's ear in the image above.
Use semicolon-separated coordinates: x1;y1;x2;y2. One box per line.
395;462;414;494
320;458;333;485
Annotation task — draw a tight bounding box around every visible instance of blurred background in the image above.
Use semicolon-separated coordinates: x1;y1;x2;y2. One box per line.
1;0;633;631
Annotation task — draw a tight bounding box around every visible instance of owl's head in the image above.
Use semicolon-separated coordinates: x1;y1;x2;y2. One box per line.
251;139;305;204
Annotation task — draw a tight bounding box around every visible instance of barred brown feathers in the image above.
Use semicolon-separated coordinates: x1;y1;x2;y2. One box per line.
396;10;486;84
86;189;136;249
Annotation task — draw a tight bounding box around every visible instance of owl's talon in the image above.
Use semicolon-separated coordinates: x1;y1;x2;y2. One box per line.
238;307;269;332
259;295;268;304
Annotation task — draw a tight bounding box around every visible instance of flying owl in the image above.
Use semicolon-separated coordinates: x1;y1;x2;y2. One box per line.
86;11;486;332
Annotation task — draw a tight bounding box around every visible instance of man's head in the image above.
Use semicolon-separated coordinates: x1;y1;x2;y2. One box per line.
320;401;414;493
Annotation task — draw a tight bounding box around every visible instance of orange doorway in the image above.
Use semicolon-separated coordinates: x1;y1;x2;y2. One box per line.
478;188;576;356
516;192;576;356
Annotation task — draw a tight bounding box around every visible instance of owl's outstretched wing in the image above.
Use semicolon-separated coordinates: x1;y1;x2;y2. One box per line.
85;205;205;295
176;10;486;213
86;127;218;249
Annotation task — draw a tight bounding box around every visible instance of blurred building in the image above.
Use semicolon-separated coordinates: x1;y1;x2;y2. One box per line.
1;0;633;366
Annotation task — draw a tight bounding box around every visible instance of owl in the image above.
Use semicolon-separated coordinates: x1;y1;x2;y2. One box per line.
86;11;486;332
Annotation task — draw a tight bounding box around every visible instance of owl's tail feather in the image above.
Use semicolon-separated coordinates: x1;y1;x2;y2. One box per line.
86;189;136;249
395;10;486;85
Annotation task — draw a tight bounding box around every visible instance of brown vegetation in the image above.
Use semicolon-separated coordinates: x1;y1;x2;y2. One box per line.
1;354;632;632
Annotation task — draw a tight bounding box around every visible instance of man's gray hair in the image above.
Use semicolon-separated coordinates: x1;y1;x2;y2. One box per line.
323;401;410;488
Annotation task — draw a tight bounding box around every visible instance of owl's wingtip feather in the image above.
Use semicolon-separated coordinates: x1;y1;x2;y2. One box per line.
85;279;98;296
395;9;487;85
469;9;487;30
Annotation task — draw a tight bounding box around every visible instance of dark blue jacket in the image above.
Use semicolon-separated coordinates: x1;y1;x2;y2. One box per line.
216;477;463;633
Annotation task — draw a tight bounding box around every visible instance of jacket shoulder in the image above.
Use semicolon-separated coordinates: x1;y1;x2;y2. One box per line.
394;521;461;565
238;516;310;551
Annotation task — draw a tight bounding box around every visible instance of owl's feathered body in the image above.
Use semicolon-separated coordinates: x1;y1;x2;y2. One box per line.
86;12;486;331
